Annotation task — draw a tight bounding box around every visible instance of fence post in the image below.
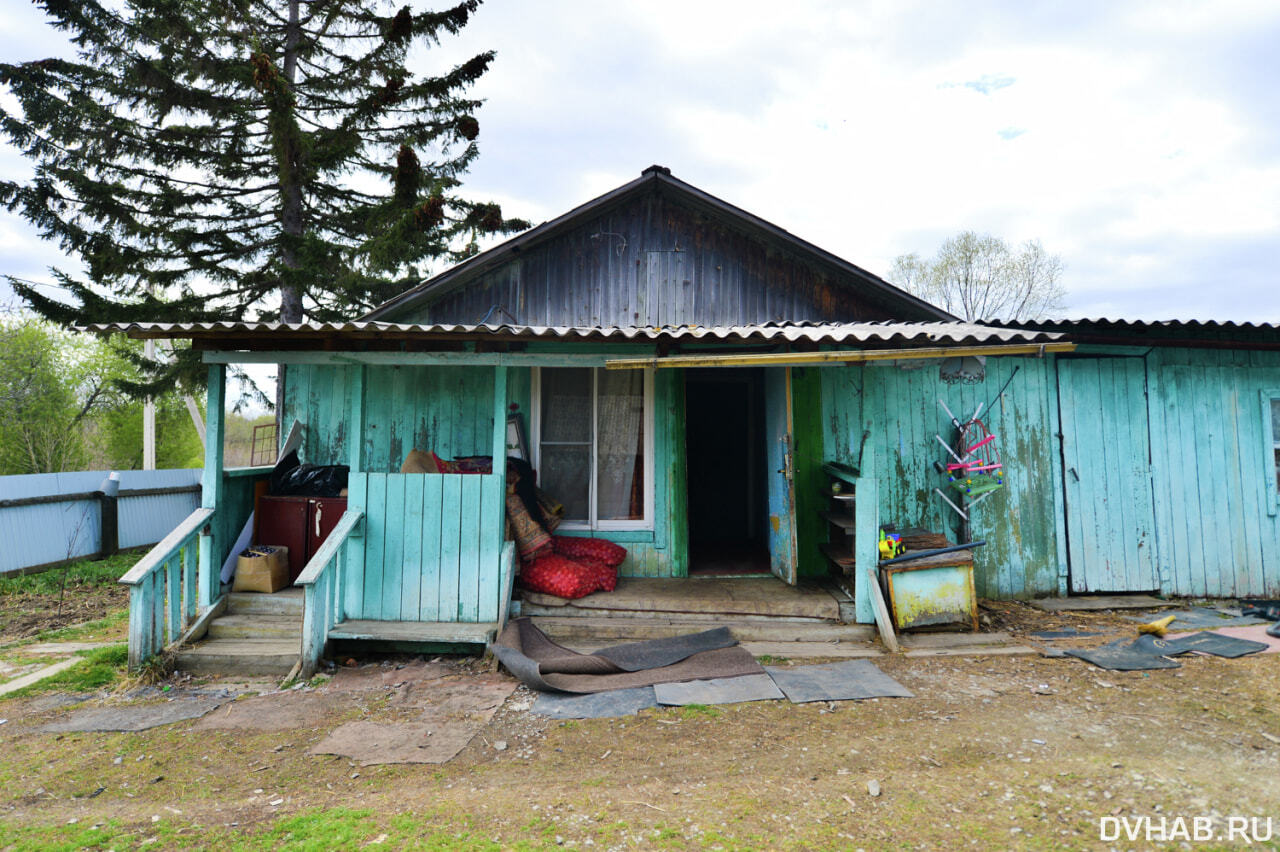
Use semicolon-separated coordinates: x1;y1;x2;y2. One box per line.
96;472;120;560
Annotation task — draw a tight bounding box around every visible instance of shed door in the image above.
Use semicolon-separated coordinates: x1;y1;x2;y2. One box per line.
1057;358;1158;592
765;368;798;585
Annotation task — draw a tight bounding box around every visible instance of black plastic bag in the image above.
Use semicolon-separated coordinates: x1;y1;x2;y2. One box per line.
269;450;349;497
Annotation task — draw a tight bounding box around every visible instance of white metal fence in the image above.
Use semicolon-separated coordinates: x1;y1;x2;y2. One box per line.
0;469;201;576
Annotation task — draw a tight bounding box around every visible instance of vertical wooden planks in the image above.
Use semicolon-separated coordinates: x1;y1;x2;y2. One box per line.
362;473;386;620
182;540;197;623
380;473;406;620
400;475;424;621
457;475;482;621
344;473;367;619
165;555;180;642
438;475;463;622
418;474;443;621
199;365;226;608
477;475;503;621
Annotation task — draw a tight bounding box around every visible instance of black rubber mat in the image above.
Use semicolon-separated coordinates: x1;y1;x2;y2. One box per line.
1161;631;1269;658
1063;635;1181;671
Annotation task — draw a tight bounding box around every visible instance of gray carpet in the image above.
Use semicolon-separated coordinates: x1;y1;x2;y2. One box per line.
532;687;660;719
764;660;914;703
654;674;784;706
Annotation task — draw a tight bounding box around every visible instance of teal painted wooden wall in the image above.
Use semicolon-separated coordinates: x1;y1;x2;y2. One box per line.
344;472;505;622
820;348;1280;599
821;357;1064;599
285;364;495;469
1147;348;1280;597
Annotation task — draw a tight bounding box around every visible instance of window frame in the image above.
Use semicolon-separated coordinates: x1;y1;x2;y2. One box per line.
1265;390;1280;518
531;366;655;531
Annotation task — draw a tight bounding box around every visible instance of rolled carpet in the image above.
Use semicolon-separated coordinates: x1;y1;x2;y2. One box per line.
493;617;764;693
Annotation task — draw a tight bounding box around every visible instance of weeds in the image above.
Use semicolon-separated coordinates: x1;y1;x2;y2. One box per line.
0;552;139;596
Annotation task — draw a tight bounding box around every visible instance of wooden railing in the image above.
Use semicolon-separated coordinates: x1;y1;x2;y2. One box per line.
297;507;364;678
119;507;215;669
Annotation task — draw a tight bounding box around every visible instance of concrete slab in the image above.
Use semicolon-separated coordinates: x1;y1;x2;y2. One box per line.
0;658;81;698
899;632;1015;649
903;645;1040;658
1029;595;1169;612
740;641;882;659
22;642;112;655
40;697;226;732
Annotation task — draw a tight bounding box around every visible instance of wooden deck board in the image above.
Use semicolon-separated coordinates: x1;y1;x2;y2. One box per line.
1029;595;1169;612
328;620;495;644
520;577;842;620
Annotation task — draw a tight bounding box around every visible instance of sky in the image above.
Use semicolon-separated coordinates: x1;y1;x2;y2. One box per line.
2;0;1280;324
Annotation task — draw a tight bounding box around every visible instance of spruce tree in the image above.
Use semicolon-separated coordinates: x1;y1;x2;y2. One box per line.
1;0;525;391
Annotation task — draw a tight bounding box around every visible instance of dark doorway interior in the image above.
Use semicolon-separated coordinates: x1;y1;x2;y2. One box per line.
685;368;769;575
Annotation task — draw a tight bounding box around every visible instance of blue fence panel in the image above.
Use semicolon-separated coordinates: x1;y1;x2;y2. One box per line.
0;469;200;574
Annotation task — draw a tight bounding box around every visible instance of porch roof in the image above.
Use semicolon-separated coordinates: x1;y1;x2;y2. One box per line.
82;319;1066;351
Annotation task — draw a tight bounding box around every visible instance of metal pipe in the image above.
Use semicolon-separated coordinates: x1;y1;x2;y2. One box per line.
604;342;1077;370
881;540;987;566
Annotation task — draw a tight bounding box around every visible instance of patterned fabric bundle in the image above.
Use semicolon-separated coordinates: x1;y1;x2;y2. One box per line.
505;491;552;562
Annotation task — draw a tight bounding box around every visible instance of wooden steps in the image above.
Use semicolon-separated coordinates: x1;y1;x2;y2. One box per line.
172;588;304;677
532;614;874;645
328;620;495;645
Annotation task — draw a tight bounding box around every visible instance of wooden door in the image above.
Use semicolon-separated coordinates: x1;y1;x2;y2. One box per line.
1057;358;1158;592
764;368;798;585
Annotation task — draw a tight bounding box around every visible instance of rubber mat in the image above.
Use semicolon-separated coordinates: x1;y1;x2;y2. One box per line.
1063;635;1181;671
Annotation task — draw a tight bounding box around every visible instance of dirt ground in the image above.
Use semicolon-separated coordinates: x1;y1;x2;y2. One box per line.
2;602;1279;850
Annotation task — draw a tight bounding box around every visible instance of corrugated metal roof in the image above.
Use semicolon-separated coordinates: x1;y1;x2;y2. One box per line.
81;319;1065;346
983;317;1280;349
989;317;1280;333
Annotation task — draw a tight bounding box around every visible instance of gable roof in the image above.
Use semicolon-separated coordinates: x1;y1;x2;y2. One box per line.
363;165;955;323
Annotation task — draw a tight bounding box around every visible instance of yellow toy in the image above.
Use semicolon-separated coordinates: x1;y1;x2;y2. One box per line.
878;530;906;560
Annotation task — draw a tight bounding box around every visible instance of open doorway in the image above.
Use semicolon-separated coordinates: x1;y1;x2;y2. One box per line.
684;368;770;575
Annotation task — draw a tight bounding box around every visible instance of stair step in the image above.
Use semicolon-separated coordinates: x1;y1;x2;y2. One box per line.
530;615;875;644
173;638;300;677
226;588;304;617
519;604;833;623
206;614;302;640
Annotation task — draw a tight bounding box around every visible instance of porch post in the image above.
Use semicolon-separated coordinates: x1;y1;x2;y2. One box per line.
198;364;226;608
853;443;878;624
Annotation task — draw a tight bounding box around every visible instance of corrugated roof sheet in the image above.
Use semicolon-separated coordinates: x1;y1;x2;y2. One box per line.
989;317;1280;333
81;320;1065;346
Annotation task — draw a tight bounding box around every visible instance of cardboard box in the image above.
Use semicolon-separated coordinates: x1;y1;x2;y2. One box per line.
232;545;289;593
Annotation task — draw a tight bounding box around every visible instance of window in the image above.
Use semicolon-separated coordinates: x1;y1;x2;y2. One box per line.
533;367;653;530
1271;397;1280;493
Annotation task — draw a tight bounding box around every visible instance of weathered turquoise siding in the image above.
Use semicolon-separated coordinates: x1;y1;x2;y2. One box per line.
821;357;1064;599
820;348;1280;599
1147;348;1280;597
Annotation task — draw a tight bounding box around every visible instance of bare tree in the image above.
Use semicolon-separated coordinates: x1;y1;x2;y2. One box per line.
891;232;1065;322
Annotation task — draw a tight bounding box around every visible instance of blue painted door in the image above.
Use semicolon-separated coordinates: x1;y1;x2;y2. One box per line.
1057;358;1158;592
765;368;798;584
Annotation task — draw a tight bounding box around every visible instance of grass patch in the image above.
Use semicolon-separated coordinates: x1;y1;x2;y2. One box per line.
754;655;788;664
1;642;127;698
679;703;721;719
0;552;140;596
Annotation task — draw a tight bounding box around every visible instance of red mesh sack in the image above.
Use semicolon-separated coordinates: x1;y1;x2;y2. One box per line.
552;536;627;568
574;556;618;593
520;554;597;600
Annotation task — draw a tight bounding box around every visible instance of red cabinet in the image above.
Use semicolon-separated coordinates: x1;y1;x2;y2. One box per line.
257;495;348;583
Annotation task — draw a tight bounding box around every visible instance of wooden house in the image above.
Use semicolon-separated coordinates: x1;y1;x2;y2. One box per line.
101;166;1280;676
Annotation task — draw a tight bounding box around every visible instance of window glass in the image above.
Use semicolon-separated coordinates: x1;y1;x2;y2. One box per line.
540;369;591;521
597;370;645;520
